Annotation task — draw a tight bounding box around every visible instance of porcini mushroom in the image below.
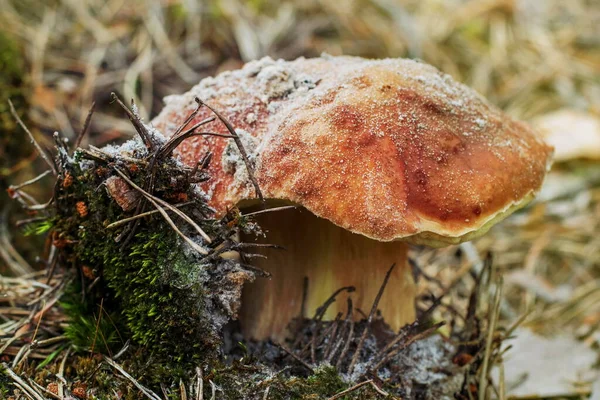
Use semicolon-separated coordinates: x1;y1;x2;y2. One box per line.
151;55;553;340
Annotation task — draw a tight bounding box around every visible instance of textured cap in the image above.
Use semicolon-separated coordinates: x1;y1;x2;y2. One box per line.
152;55;553;246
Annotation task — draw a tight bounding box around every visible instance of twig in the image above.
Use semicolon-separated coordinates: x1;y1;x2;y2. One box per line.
409;257;444;289
327;380;373;400
235;262;270;277
373;320;419;362
143;192;208;255
115;168;211;242
114;168;211;247
314;286;356;321
323;314;343;361
160;383;169;399
242;206;297;217
159;115;217;158
11;190;53;211
12;382;36;400
1;363;46;400
110;93;154;151
196;151;213;173
310;286;355;363
0;208;34;275
371;321;446;372
74;101;96;149
198;98;264;203
84;146;149;165
171;100;205;138
113;341;130;360
196;367;203;400
106;201;195;229
8;170;53;192
30;299;45;342
32;336;68;347
184;131;236;139
8;99;57;176
90;298;104;354
503;309;533;339
499;363;506;400
299;315;338;364
210;380;216;400
44;246;59;286
56;348;70;399
331;298;354;366
104;356;162;400
336;320;355;369
478;278;503;400
276;342;314;373
348;263;396;375
180;379;188;400
15;216;48;227
28;378;61;400
369;381;392;398
159;126;226;157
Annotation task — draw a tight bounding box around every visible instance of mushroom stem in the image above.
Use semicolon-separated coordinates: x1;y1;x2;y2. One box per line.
240;208;416;340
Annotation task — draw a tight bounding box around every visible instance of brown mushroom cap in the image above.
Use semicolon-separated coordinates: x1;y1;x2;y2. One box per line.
153;55;553;246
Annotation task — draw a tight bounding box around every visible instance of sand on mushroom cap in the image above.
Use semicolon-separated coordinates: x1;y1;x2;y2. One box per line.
151;55;553;339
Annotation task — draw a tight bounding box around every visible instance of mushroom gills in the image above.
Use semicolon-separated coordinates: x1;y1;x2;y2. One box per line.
240;207;416;341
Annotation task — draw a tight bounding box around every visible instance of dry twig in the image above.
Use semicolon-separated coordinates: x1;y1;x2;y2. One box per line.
8;99;57;176
348;263;395;375
104;356;162;400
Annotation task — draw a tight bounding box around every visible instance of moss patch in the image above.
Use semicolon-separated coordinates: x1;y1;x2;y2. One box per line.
50;138;247;382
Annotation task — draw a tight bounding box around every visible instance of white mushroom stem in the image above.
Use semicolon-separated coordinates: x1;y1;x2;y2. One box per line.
240;208;417;341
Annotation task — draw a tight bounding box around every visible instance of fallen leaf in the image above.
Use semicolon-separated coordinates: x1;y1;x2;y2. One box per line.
533;109;600;161
494;328;597;398
591;379;600;400
505;270;572;303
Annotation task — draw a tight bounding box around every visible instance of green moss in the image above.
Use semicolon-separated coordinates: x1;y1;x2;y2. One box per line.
205;362;386;399
60;281;123;355
22;218;55;236
53;157;222;381
274;366;348;399
101;229;210;356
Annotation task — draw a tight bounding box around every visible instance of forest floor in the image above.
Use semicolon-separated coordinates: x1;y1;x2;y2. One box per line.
0;0;599;399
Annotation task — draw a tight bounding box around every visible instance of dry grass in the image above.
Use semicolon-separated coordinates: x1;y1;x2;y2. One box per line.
0;0;597;140
0;271;67;363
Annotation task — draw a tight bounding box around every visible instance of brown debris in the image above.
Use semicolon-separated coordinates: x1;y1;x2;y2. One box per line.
104;176;141;212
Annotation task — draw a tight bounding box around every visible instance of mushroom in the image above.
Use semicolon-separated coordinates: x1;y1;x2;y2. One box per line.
152;55;553;340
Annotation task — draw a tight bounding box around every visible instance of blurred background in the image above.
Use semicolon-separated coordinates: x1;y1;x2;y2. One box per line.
0;0;599;397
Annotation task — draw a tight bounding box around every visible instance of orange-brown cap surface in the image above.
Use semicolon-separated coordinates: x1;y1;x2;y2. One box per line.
152;55;553;246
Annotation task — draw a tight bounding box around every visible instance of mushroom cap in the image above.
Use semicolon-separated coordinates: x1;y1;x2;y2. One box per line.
152;55;553;246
